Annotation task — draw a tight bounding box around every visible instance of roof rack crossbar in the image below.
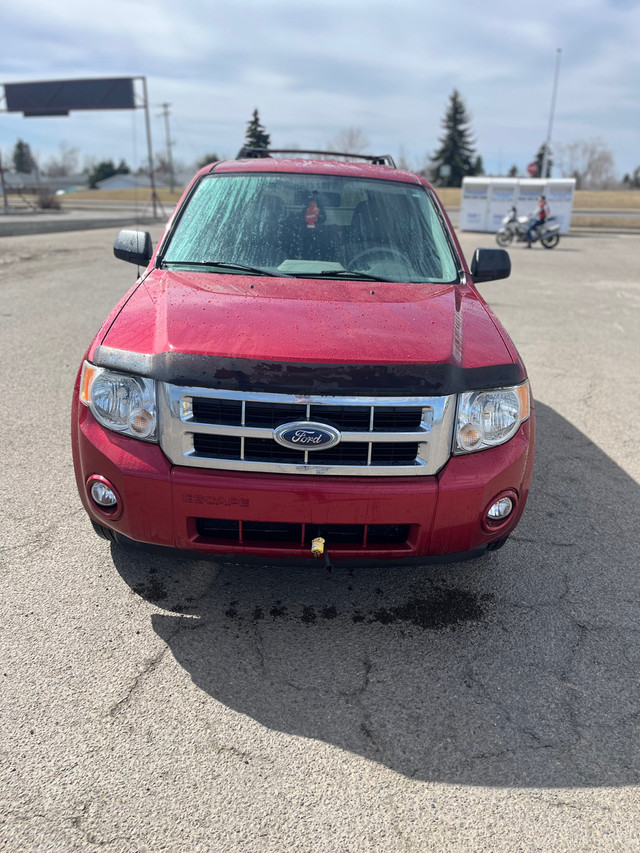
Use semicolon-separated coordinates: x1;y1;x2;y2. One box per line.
236;147;396;168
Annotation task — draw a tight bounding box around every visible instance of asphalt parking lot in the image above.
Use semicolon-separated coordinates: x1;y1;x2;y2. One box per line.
1;225;639;851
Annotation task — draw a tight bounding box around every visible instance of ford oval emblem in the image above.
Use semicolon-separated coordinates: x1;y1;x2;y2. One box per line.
273;421;341;452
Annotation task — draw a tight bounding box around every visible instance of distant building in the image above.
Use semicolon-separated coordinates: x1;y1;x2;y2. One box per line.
0;171;86;194
94;172;190;191
94;173;169;191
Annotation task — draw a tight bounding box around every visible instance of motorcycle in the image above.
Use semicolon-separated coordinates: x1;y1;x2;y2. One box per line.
495;206;561;249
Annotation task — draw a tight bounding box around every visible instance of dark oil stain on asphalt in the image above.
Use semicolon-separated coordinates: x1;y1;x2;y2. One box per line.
223;588;492;631
133;578;168;602
367;589;492;630
301;606;317;624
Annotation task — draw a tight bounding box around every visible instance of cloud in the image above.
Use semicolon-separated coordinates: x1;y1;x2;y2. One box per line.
2;0;639;176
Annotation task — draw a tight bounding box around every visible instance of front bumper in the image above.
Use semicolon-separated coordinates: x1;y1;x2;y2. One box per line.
72;393;535;564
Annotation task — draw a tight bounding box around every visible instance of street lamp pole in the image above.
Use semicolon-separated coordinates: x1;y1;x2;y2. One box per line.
541;48;562;179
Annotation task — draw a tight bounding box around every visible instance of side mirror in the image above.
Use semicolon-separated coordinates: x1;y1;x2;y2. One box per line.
470;248;511;283
113;229;153;266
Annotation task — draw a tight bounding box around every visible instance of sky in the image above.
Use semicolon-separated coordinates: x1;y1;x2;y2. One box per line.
1;0;639;180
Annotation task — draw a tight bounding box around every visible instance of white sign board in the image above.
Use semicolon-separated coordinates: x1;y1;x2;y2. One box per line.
459;181;491;231
459;177;576;234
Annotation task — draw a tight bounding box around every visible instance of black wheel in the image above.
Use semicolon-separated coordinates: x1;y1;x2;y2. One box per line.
495;230;513;247
541;234;560;249
90;519;118;542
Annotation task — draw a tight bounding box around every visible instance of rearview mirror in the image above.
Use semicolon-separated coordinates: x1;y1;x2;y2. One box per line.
470;248;511;283
113;229;153;266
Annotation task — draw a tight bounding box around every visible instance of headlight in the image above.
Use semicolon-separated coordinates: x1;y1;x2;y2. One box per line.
80;361;157;442
454;381;530;454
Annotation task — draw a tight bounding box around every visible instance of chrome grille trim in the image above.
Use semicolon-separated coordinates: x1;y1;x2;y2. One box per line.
159;385;455;476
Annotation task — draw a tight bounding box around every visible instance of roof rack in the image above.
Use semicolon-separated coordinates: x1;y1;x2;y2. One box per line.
235;147;396;168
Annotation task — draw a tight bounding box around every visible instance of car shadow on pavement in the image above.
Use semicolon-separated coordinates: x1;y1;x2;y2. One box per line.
111;402;640;788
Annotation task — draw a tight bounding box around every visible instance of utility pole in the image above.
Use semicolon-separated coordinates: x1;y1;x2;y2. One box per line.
141;77;159;218
541;48;562;180
158;102;175;193
0;151;8;213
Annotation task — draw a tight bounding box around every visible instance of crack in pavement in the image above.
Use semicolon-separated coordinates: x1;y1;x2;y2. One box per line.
107;566;222;718
107;619;203;718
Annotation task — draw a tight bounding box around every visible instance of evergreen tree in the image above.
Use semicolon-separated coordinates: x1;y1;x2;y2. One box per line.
197;152;220;168
12;139;36;173
431;90;479;187
534;143;553;178
244;109;271;150
508;164;518;178
87;159;130;189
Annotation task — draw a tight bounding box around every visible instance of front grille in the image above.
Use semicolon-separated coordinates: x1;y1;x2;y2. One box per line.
246;401;308;427
160;385;455;477
190;399;423;432
192;434;420;465
195;518;411;548
193;434;242;459
191;398;243;425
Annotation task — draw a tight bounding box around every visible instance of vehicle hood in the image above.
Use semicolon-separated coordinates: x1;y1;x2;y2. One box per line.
98;269;514;369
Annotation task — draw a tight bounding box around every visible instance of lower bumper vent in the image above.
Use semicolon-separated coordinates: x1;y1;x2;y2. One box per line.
195;518;411;549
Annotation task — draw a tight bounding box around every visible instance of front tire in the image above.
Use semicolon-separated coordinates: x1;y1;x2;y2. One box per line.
541;234;560;249
90;519;118;542
486;536;509;552
495;230;513;247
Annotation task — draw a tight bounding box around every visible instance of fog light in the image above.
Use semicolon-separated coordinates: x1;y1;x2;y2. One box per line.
87;475;123;521
91;481;118;507
487;497;513;521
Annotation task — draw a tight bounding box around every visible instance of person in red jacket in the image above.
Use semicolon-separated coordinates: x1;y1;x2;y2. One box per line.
526;195;548;247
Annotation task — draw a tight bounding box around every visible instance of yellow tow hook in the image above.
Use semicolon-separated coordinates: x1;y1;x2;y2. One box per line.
311;536;333;570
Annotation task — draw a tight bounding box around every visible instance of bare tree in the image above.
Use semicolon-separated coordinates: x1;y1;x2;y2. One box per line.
327;127;370;154
43;142;80;177
154;152;172;177
556;139;617;189
397;145;417;171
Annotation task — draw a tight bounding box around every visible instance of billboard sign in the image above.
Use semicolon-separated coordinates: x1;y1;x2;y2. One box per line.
4;78;135;117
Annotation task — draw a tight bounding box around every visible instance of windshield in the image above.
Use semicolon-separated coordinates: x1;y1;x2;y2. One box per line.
162;172;459;283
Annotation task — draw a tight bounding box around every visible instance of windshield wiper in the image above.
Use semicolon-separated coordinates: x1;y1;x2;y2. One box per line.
294;269;396;282
162;260;283;277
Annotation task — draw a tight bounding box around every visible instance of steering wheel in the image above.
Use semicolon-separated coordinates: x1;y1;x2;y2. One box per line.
349;245;412;269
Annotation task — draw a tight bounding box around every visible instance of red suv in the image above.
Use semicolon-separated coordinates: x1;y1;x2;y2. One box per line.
72;150;534;565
